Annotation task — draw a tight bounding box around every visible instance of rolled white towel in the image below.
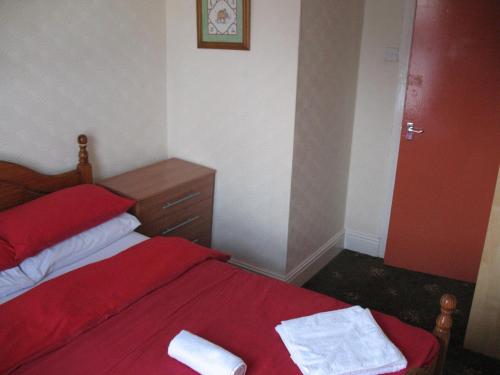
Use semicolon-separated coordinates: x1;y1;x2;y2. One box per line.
167;330;247;375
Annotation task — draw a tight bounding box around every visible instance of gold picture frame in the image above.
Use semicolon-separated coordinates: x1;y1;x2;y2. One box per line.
197;0;250;50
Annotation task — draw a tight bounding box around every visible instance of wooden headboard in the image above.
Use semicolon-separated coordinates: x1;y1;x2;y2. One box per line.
0;135;93;211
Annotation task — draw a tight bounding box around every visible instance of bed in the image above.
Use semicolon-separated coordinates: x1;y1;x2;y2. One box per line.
0;135;456;375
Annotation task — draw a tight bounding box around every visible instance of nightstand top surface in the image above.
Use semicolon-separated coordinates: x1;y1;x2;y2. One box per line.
98;158;215;200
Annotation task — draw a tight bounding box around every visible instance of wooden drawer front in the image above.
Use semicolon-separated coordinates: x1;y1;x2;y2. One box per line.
164;220;212;246
140;198;213;232
191;232;212;248
139;205;212;241
136;175;214;223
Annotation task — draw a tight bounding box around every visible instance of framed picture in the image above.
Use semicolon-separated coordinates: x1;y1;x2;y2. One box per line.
196;0;250;50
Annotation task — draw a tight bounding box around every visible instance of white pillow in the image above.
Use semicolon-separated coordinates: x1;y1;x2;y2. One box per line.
0;267;35;300
19;213;140;282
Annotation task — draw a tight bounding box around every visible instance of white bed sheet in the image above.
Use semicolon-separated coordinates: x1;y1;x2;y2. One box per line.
0;231;149;304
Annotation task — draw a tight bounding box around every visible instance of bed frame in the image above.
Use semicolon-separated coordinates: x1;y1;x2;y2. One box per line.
0;135;92;211
0;134;456;375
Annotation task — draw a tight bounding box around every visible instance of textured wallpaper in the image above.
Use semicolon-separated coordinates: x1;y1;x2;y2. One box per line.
286;0;364;272
0;0;167;179
166;0;301;274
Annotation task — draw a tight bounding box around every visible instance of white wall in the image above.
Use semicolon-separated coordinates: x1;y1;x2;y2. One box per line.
0;0;167;179
287;0;364;273
166;0;301;274
345;0;406;256
0;0;410;273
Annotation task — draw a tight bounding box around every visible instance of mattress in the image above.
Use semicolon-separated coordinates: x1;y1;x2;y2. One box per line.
0;237;439;374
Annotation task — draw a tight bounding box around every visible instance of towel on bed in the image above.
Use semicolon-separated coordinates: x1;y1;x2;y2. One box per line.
168;330;247;375
275;306;407;375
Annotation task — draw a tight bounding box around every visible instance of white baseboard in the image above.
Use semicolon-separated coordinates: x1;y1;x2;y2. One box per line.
344;228;381;257
228;258;287;282
229;230;345;286
286;230;344;286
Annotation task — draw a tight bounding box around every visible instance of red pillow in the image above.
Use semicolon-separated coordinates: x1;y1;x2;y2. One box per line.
0;239;17;271
0;184;135;262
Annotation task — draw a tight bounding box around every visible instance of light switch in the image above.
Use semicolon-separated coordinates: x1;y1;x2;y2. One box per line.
384;47;399;62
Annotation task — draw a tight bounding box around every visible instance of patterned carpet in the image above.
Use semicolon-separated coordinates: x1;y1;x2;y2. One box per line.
303;250;500;375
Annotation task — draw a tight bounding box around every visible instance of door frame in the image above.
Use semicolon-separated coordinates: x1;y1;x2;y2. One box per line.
378;0;416;257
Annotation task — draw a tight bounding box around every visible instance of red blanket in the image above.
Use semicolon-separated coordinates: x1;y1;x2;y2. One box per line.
0;237;438;374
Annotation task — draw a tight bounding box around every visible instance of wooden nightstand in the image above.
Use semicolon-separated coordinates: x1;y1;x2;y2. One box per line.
99;158;215;247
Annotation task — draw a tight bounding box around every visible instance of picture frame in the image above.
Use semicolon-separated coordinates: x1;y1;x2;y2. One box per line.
196;0;250;50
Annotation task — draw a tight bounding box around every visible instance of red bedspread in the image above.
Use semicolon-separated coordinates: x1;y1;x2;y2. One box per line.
0;237;438;374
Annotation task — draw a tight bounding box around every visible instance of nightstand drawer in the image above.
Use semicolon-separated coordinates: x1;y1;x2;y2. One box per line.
139;205;213;238
191;233;212;248
135;176;214;223
171;222;212;247
138;198;213;232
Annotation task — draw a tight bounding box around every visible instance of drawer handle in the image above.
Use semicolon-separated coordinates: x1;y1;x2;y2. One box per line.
162;192;201;209
162;216;200;235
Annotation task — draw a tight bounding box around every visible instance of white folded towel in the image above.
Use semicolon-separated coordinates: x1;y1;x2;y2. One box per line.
167;330;247;375
275;306;407;375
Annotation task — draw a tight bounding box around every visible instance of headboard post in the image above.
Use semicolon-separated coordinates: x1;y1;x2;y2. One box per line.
433;294;457;375
77;134;93;184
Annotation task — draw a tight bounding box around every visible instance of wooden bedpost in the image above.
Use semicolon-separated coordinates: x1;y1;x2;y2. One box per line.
433;294;457;375
77;134;93;184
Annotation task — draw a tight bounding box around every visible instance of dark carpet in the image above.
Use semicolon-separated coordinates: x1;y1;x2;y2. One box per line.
303;249;500;375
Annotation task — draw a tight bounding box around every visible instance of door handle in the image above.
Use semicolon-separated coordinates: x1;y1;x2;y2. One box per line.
405;122;424;140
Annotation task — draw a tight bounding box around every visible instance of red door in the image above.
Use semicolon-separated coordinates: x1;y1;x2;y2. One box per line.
384;0;500;282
